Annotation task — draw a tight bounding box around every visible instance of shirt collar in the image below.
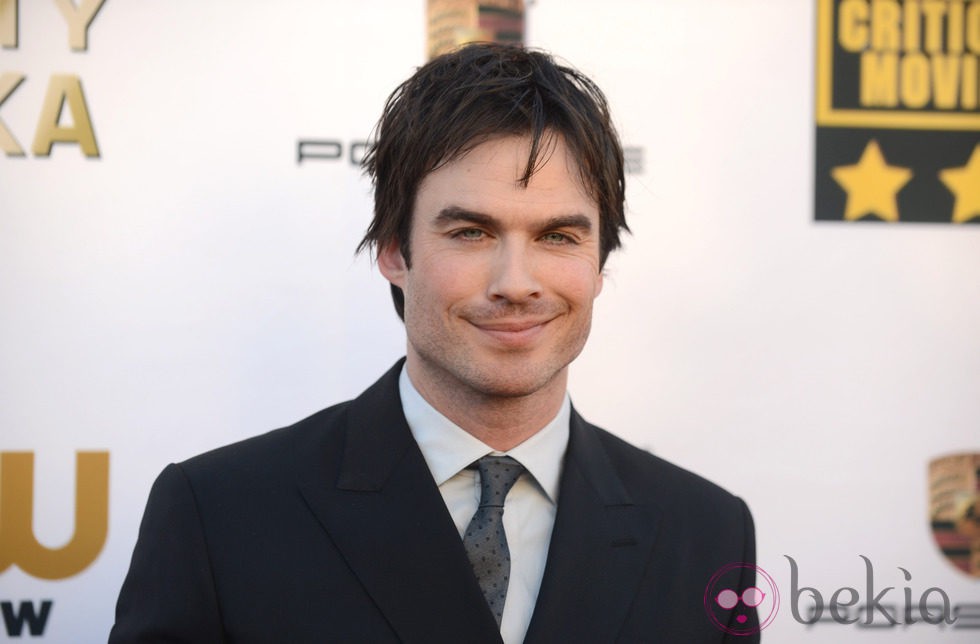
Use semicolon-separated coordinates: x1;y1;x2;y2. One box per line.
399;365;569;503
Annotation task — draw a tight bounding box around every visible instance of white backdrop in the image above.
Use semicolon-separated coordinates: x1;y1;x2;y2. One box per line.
1;1;978;641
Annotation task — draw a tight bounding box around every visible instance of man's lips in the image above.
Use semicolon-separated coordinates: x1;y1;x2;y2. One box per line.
468;317;554;345
472;318;552;332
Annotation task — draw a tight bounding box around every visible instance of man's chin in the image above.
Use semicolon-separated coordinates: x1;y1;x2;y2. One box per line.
457;362;568;400
408;343;575;400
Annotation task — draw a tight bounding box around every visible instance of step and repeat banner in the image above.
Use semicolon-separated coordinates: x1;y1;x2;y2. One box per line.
2;1;978;641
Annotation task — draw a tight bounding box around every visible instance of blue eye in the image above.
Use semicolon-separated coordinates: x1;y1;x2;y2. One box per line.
456;228;485;240
541;232;571;244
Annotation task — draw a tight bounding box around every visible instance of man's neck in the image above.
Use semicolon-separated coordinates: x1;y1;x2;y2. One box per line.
404;357;568;452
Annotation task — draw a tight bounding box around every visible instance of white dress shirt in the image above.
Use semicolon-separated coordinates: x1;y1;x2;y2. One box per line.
398;367;569;644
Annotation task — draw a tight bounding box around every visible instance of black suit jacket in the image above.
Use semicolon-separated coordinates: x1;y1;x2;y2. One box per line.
110;362;758;643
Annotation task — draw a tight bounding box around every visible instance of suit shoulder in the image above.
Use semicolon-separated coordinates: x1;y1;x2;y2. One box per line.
176;399;352;482
588;422;746;511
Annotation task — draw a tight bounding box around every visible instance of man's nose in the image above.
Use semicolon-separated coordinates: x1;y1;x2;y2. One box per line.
487;241;541;303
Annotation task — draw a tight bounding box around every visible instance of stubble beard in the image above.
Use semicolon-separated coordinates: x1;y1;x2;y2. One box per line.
406;307;594;408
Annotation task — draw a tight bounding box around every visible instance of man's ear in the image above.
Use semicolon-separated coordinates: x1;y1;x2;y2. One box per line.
377;242;407;288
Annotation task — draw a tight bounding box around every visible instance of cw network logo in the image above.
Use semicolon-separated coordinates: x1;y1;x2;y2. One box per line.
705;555;980;636
0;451;110;637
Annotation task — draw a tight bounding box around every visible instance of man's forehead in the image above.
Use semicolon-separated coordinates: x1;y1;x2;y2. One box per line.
419;135;596;204
436;130;592;182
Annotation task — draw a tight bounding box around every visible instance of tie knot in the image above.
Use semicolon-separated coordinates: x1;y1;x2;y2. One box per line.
475;455;525;508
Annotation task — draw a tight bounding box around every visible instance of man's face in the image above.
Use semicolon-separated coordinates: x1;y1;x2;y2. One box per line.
379;134;603;403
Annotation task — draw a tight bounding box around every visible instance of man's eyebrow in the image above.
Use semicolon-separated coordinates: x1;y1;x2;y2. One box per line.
537;214;593;233
434;206;495;227
434;207;594;234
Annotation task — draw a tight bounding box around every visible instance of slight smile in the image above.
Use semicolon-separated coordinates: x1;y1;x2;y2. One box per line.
468;318;555;347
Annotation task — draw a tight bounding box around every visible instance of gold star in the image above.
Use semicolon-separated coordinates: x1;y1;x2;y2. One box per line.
939;144;980;224
831;139;913;222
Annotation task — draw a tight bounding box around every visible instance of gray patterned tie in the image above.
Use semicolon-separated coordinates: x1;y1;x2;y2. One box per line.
463;455;526;626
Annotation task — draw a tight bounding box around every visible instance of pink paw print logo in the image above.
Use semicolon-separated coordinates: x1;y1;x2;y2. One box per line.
703;563;779;636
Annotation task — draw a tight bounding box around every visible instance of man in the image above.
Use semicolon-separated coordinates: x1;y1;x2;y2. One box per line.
111;44;758;643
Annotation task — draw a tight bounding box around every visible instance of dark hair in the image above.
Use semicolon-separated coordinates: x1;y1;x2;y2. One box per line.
358;42;628;319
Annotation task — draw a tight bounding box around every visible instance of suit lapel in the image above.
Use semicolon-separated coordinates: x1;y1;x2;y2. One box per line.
297;363;502;644
524;410;662;644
